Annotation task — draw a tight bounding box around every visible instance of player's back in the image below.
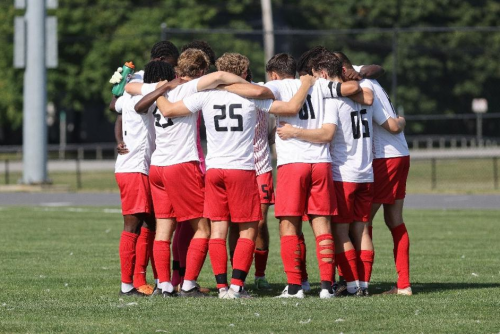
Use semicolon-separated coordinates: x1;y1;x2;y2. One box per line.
265;78;330;166
151;79;200;166
115;92;156;174
185;90;272;171
329;97;374;183
353;65;409;158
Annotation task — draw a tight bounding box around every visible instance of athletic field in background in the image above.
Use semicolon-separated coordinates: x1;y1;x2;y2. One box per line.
0;207;499;333
1;158;499;194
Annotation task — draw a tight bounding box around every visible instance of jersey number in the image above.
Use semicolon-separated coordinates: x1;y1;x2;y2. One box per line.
214;104;243;132
261;184;271;200
153;108;173;128
350;109;370;139
298;95;315;120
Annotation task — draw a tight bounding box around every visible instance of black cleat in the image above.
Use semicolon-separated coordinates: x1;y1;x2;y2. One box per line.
119;288;146;297
361;288;370;297
334;285;363;297
151;287;177;297
179;287;210;298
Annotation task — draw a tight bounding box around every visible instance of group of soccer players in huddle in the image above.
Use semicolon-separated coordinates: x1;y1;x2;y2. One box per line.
112;39;412;299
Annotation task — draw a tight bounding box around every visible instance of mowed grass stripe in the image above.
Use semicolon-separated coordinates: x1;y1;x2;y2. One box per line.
0;207;499;333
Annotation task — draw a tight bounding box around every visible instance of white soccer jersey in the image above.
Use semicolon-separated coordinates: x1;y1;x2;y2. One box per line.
183;90;273;170
265;78;336;166
328;83;390;182
130;70;144;84
353;65;409;158
115;92;156;175
150;79;201;167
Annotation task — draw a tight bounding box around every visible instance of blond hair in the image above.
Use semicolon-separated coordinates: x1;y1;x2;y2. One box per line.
176;48;210;78
215;53;250;77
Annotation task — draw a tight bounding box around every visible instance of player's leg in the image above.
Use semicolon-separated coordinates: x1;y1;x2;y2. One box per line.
230;221;259;295
332;181;361;296
310;215;335;298
228;222;238;267
153;218;177;296
254;203;272;290
382;198;411;295
350;183;375;296
180;217;210;296
274;163;310;297
279;217;304;297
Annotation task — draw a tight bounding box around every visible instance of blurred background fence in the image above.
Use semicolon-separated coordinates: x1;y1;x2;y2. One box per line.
1;1;500;193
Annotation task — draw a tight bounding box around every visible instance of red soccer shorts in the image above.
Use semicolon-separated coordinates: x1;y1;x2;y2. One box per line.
373;156;410;204
332;181;373;223
204;169;262;223
115;172;153;215
256;171;275;205
149;162;205;221
275;163;336;218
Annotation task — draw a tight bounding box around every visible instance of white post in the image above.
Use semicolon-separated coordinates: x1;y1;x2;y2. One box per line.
22;0;48;183
261;0;274;64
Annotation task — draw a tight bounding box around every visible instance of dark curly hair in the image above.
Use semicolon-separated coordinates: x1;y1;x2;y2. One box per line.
150;41;179;66
311;51;343;79
143;60;176;83
181;40;216;65
297;46;329;75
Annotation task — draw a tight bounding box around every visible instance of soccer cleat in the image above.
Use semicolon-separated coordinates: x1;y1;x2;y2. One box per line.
119;288;146;297
151;287;177;298
255;277;272;291
179;287;210;298
218;287;240;299
334;285;363;297
361;288;370;297
275;286;305;299
239;288;252;299
319;289;335;299
301;280;311;292
136;284;155;296
382;286;413;296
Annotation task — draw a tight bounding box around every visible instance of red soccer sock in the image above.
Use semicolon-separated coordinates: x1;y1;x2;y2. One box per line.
315;234;335;283
230;238;255;287
133;227;151;288
119;231;139;284
357;250;375;283
153;240;171;283
184;238;209;281
209;238;228;289
391;223;410;289
254;248;269;277
335;249;359;283
147;230;157;280
281;235;302;285
298;234;308;282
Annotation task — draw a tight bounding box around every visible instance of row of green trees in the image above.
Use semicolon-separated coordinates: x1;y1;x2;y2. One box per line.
1;0;499;143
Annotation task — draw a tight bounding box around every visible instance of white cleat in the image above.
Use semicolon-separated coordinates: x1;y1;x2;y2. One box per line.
382;286;413;296
276;286;305;299
219;287;240;299
319;289;335;299
301;280;311;292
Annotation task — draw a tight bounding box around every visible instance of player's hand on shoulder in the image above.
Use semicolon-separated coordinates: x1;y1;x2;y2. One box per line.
299;74;316;87
117;142;129;155
277;122;298;140
344;68;362;81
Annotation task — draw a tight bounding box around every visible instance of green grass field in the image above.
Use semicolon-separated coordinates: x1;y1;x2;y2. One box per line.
0;207;499;333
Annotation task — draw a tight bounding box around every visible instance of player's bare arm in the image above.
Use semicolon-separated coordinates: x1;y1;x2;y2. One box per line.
381;116;406;134
349;87;374;106
114;115;129;155
277;122;336;143
156;96;191;118
218;83;275;100
344;65;385;81
134;78;186;114
339;80;362;97
196;71;248;91
269;75;316;115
